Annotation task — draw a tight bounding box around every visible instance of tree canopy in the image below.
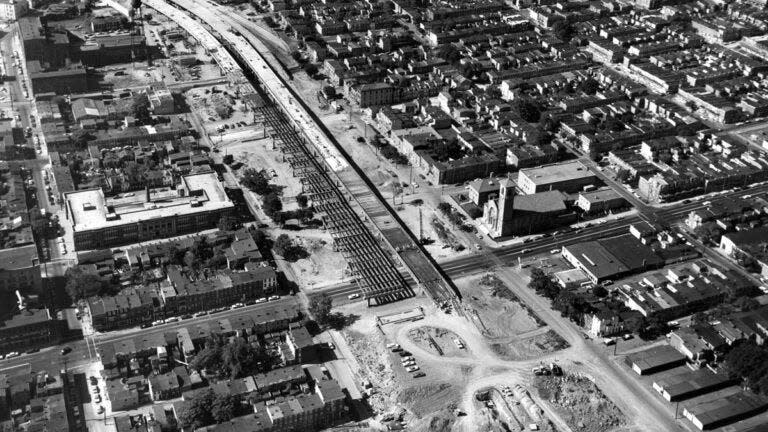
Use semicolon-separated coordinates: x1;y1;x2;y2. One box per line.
724;340;768;396
309;293;333;325
273;234;308;261
241;169;271;195
179;389;241;428
65;266;113;300
189;335;271;379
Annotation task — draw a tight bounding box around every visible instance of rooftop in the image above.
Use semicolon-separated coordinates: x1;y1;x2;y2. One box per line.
519;161;594;186
65;171;233;232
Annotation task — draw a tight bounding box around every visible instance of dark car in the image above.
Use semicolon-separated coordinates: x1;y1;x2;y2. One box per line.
523;238;534;243
60;347;72;355
398;351;412;357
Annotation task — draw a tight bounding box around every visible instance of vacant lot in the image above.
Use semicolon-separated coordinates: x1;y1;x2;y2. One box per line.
408;326;470;358
397;382;457;418
458;273;544;339
490;329;570;361
534;374;625;432
282;231;349;290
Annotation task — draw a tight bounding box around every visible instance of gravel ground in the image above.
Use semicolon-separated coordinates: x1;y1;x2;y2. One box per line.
534;373;626;432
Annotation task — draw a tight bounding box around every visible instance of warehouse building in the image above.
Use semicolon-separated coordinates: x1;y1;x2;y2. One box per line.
683;391;768;430
562;234;663;283
625;345;687;375
652;369;737;402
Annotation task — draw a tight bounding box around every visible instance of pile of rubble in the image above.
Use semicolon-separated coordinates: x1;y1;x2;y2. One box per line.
535;374;624;432
343;330;398;413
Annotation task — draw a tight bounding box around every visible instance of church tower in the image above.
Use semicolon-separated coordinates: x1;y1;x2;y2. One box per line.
493;178;515;236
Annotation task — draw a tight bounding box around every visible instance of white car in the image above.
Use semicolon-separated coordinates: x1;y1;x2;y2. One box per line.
267;295;280;301
405;366;420;372
255;298;267;304
347;293;360;300
402;360;416;367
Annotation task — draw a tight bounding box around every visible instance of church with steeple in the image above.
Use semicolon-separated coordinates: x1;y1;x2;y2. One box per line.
482;177;575;239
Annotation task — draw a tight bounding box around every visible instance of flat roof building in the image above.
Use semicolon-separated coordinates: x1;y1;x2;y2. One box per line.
562;234;663;283
625;345;687;375
683;391;768;431
517;161;597;194
652;369;737;402
65;171;234;250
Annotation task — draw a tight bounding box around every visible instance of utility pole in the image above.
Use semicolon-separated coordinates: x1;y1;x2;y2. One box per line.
419;207;423;243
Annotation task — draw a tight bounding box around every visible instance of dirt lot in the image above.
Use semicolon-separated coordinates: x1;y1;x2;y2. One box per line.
280;230;350;290
408;326;470;358
460;273;544;339
185;85;253;135
225;138;304;211
397;383;459;418
490;329;570;361
534;374;626;432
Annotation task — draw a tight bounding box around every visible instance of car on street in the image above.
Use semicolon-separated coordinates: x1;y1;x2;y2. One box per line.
94;395;101;403
60;347;72;355
268;295;280;301
405;366;420;372
97;406;105;414
347;293;360;300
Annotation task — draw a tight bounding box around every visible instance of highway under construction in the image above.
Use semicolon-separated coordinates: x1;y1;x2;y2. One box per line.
146;0;461;309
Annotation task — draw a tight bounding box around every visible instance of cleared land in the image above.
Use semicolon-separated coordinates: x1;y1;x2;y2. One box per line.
407;326;470;358
535;374;626;432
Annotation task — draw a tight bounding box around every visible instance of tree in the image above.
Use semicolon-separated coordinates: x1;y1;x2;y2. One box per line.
64;266;107;301
724;340;768;396
615;169;632;183
309;293;333;325
241;169;271;194
693;223;722;245
304;63;318;76
72;129;93;148
262;193;283;219
733;296;760;312
273;234;293;257
551;21;574;41
217;215;240;232
211;394;239;423
296;194;308;208
592;285;608;298
133;93;152;124
437;202;452;215
178;389;215;429
221;338;270;379
223;154;234;165
513;99;541;123
438;44;462;63
206;251;228;269
578;77;600;95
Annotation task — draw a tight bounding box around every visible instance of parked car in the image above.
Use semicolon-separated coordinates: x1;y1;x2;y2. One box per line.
60;347;72;355
347;293;360;300
268;295;280;301
405;366;420;372
413;372;426;378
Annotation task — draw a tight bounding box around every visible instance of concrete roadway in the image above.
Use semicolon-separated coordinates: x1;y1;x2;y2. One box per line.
0;298;300;374
319;180;768;301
